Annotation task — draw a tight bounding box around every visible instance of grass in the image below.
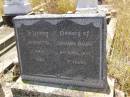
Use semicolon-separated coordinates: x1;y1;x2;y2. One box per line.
44;0;77;14
29;0;43;8
0;0;3;16
108;0;130;95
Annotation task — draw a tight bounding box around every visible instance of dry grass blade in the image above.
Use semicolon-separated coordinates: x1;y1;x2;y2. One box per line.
108;0;130;95
0;0;3;16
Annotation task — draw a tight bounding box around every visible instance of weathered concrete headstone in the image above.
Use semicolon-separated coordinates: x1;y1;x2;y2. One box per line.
13;14;108;93
77;0;98;8
76;0;98;13
4;0;32;15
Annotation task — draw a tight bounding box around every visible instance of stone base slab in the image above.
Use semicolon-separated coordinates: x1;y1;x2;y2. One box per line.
11;77;115;97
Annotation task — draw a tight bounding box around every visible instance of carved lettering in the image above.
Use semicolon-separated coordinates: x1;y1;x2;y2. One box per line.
57;41;76;46
28;40;50;45
77;41;94;46
60;31;89;38
59;50;90;56
83;31;89;38
67;59;86;65
35;57;45;62
28;31;48;38
56;41;94;47
34;50;45;54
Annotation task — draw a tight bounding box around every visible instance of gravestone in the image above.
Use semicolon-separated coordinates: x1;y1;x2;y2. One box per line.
13;14;108;93
76;0;98;14
77;0;98;8
4;0;32;15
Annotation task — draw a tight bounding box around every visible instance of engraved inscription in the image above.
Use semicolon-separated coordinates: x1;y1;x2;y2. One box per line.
57;41;76;46
34;57;45;62
67;59;87;65
28;40;50;45
60;31;89;38
17;18;102;81
26;29;97;66
60;31;90;39
28;31;48;38
56;41;94;47
59;50;90;56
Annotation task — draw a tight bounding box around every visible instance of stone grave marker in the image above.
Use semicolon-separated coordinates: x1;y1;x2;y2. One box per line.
13;14;108;93
77;0;98;8
4;0;32;15
76;0;98;14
